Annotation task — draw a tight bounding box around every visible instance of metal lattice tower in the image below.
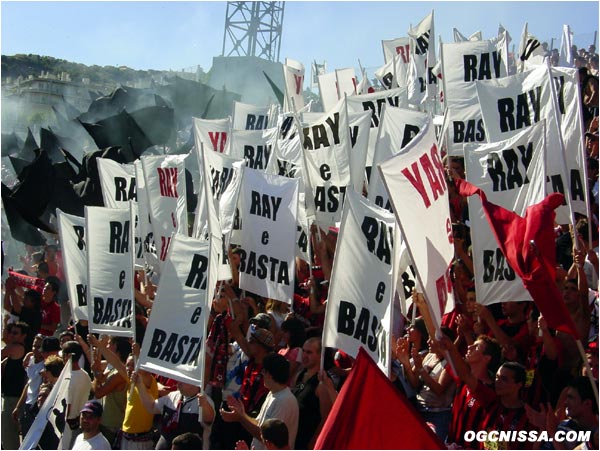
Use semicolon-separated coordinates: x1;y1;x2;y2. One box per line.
222;1;284;62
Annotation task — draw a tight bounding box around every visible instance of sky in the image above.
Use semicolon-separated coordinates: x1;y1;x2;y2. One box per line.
1;1;599;75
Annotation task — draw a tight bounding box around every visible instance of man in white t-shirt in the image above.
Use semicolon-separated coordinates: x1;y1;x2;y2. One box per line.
221;353;299;449
71;401;111;450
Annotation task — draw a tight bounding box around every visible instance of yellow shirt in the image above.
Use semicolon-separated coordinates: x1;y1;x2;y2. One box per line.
122;377;159;434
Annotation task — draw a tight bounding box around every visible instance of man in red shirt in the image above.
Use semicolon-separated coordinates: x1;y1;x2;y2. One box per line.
40;277;60;336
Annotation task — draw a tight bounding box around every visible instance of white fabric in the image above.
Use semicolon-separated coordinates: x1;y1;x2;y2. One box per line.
228;128;276;171
72;432;112;450
139;233;210;385
378;120;455;331
192;117;231;153
283;58;305;112
335;68;358;97
85;206;135;337
232;101;271;130
318;71;339;113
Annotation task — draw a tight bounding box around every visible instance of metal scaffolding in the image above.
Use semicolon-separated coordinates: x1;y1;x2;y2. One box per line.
221;1;284;62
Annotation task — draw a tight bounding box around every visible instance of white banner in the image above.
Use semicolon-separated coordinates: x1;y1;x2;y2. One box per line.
301;99;351;228
476;64;583;223
134;160;159;272
86;206;135;337
138;233;210;385
335;68;358;97
57;210;88;322
378;121;454;331
465;121;547;305
441;102;487;156
323;189;394;373
232;101;271;130
517;23;547;72
382;36;411;65
19;361;71;450
442;37;508;107
228;128;276;171
407;10;436;104
283;58;305;112
239;168;298;303
141;154;188;266
369;106;430;213
97;159;144;267
192;116;231;153
346;87;410;168
318;71;340;113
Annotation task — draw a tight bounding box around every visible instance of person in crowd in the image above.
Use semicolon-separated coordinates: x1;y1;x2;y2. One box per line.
235;419;291;450
135;374;215;450
40;276;61;336
3;281;42;347
527;376;599;450
278;317;306;384
1;321;29;450
291;337;335;449
12;333;45;440
221;353;299;450
88;335;158;450
171;432;204;450
62;340;93;449
89;335;131;445
71;400;112;450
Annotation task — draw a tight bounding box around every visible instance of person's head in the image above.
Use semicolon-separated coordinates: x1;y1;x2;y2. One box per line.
408;317;429;351
58;330;75;346
36;261;50;279
494;361;526;399
171;432;203;450
176;380;200;398
61;340;83;363
266;299;289;314
44;244;58;261
500;301;530;321
466;335;502;375
465;288;477;313
31;334;44;360
301;337;322;370
449;157;466;179
249;313;272;331
41;355;65;384
248;326;275;358
108;336;132;363
23;289;41;310
7;321;29;344
565;376;598;420
42;276;60;303
79;401;103;435
262;353;290;389
280;317;306;349
562;278;581;307
261;419;289;450
41;336;61;358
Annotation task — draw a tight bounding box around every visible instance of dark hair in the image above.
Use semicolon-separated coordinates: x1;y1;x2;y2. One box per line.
62;341;83;362
13;321;30;337
500;361;527;385
171;432;203;449
477;335;502;375
411;317;429;351
440;326;457;343
263;353;290;385
44;276;61;294
111;336;132;362
59;330;75;341
261;418;289;449
24;289;42;308
281;317;306;349
37;261;50;275
567;376;599;414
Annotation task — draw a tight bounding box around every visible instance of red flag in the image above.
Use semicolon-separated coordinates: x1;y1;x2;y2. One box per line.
8;269;45;294
314;347;444;450
455;178;578;338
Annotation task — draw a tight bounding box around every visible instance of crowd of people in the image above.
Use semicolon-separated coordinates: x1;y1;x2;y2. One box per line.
1;43;599;451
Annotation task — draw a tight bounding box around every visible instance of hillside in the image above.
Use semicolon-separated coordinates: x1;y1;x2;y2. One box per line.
1;53;206;85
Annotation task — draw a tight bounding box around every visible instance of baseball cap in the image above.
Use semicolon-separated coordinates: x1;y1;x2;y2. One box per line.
41;336;61;353
249;313;272;330
249;327;275;350
80;400;103;417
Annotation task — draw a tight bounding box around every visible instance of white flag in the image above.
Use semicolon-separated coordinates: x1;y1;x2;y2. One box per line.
318;71;340;113
86;205;135;337
517;23;547;72
464;121;547;305
138;233;210;385
476;64;584;222
192;116;231;153
382;37;411;64
239;168;298;303
559;24;574;67
335;68;358;97
228;128;276;171
323;189;394;373
57;210;88;322
369;105;430;213
232;101;271;130
378;120;454;331
440;103;487;156
283;58;305;112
